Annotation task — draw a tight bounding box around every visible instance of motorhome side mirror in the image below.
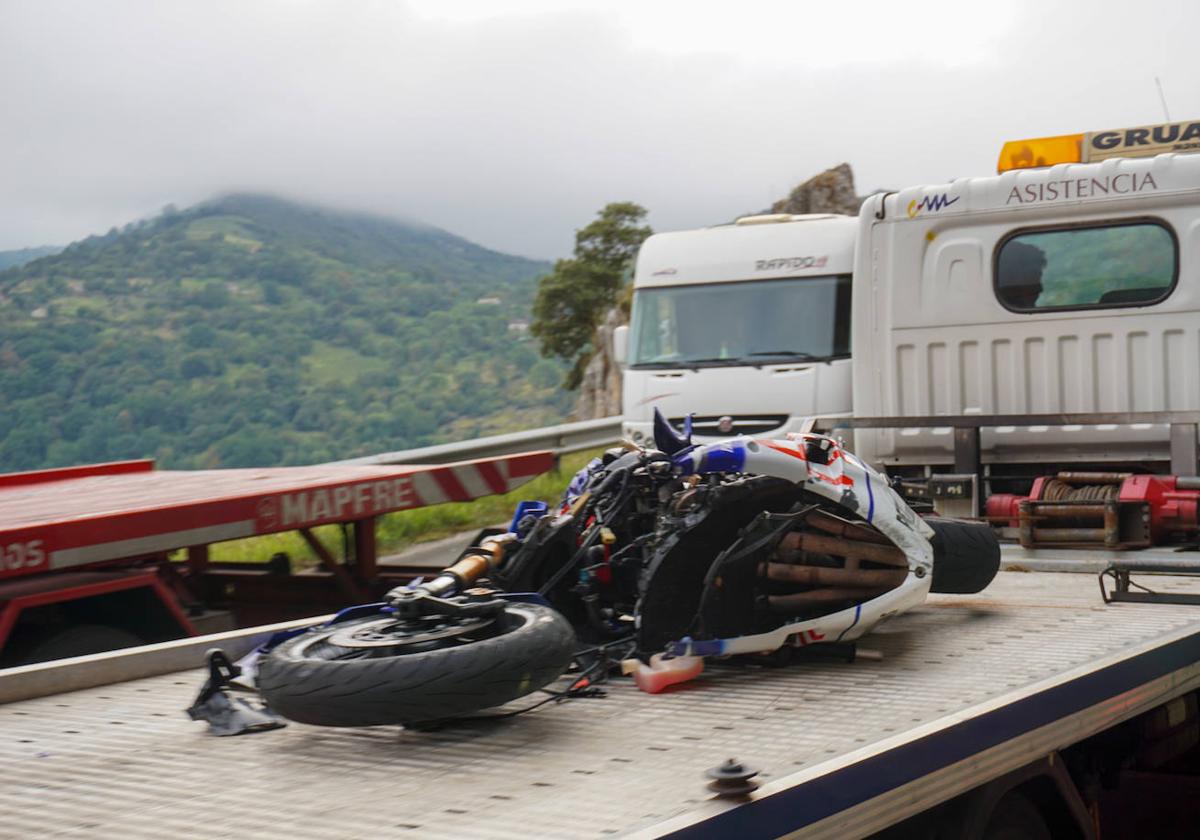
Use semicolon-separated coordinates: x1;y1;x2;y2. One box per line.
613;325;629;366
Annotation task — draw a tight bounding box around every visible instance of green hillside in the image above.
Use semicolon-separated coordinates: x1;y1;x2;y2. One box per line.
0;194;571;471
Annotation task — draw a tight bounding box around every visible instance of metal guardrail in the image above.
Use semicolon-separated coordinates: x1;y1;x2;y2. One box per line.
331;416;624;466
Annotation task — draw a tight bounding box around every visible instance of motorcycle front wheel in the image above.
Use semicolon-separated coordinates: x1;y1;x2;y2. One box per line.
257;603;575;727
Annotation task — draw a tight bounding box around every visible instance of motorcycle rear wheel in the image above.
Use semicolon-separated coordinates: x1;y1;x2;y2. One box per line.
257;603;575;727
926;517;1001;594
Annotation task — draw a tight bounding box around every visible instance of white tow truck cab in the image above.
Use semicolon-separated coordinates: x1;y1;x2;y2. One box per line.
617;120;1200;519
616;213;857;445
849;123;1200;508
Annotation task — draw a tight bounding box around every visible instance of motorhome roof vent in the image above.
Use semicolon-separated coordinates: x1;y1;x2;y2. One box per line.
734;213;839;226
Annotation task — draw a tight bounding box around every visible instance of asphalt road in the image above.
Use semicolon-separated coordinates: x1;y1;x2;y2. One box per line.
377;527;500;569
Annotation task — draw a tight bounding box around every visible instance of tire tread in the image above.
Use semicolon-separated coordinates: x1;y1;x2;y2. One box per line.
927;517;1001;594
257;604;575;726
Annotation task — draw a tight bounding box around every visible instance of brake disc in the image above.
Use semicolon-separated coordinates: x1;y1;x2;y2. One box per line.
328;616;495;649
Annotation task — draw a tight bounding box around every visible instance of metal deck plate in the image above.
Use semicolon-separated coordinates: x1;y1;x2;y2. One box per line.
3;570;1200;839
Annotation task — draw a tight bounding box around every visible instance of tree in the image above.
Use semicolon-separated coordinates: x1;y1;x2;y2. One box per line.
573;201;652;274
180;352;216;379
184;323;217;348
530;202;651;389
195;282;231;309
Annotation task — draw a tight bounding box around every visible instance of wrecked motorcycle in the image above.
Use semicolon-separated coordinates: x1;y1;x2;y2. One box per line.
247;411;999;728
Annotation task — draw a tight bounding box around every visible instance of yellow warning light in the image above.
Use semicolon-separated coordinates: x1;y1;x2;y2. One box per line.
997;133;1083;174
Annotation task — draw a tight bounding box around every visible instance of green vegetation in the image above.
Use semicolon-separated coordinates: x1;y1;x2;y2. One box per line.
207;447;602;566
0;245;61;271
303;341;391;385
531;202;651;388
0;194;574;471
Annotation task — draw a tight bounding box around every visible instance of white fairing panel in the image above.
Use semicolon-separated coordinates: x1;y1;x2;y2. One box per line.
854;154;1200;466
673;435;933;656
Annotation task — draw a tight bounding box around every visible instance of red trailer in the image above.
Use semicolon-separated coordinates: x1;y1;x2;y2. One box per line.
0;452;554;665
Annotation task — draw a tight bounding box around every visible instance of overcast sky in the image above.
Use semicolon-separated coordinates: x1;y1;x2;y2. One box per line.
2;0;1197;258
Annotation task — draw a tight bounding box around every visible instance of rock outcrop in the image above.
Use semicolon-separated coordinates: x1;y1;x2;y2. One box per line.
771;163;862;217
573;306;624;420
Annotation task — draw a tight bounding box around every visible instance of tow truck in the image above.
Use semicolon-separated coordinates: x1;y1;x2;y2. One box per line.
4;121;1200;838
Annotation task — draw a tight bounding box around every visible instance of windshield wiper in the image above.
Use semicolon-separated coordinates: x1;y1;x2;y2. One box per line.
745;350;826;361
632;357;751;371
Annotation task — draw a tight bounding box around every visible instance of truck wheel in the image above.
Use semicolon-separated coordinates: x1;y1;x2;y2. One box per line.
257;603;575;727
926;517;1001;595
23;624;144;664
982;791;1052;840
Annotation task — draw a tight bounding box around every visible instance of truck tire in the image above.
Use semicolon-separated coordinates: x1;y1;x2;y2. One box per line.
257;603;575;727
23;624;144;664
926;517;1001;595
982;791;1052;840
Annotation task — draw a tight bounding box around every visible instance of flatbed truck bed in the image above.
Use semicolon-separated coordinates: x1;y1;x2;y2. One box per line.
4;568;1200;839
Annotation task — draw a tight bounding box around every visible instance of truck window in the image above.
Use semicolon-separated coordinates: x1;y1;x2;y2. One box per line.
628;275;851;368
994;220;1176;312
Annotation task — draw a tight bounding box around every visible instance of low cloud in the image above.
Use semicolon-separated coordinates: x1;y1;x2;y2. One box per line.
2;0;1196;256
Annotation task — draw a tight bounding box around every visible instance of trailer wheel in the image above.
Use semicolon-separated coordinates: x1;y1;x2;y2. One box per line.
257;603;575;727
926;517;1001;595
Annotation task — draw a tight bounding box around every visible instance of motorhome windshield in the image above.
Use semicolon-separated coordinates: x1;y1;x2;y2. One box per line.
628;274;851;368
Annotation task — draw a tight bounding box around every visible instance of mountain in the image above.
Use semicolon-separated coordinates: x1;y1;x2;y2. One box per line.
0;245;61;271
0;194;570;471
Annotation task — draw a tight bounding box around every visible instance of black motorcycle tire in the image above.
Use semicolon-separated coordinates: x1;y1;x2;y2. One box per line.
257;603;575;727
926;517;1001;595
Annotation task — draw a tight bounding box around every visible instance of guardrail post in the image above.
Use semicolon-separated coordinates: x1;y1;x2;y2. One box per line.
953;427;982;516
354;517;377;581
300;528;367;602
186;544;209;574
1170;423;1198;476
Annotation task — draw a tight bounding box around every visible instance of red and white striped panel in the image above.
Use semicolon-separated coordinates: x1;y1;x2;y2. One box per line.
0;451;555;579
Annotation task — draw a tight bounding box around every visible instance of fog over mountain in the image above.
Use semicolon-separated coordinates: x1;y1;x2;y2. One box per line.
2;0;1197;257
0;193;570;471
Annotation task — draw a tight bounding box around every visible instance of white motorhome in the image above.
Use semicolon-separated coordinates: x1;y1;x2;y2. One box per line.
850;139;1200;491
616;214;857;443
